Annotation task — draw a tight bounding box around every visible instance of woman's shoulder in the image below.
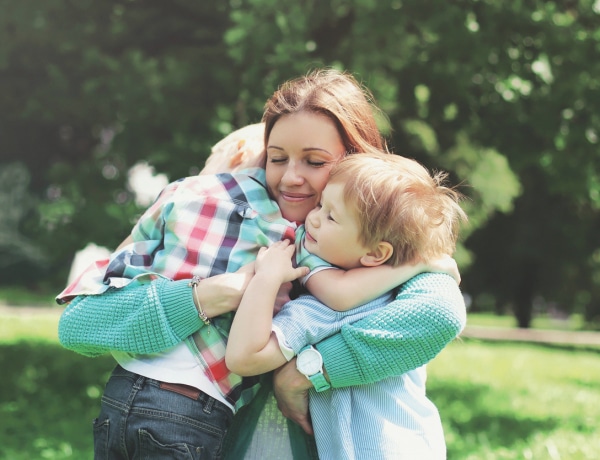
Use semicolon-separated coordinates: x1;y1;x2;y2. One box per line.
399;273;464;306
404;272;460;289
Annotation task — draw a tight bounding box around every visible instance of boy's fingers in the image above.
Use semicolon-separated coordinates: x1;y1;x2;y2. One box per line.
298;267;310;278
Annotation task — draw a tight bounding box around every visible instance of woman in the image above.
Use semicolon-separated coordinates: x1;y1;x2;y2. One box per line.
58;69;465;459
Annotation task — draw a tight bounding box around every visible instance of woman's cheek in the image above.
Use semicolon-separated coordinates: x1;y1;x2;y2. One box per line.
313;170;333;194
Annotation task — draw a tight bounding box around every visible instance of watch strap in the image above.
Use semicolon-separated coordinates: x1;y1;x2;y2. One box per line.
308;370;331;392
298;345;331;392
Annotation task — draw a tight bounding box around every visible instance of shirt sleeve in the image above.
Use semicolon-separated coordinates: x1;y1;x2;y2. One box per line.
56;179;202;357
55;180;181;303
315;273;467;388
294;225;334;285
272;293;392;354
272;295;340;354
58;277;201;357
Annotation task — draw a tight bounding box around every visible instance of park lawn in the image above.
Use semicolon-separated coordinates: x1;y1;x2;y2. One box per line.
0;308;64;343
428;339;599;460
1;312;599;459
464;312;587;331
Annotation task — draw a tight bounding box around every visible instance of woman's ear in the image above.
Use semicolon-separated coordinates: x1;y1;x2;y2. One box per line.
360;242;394;267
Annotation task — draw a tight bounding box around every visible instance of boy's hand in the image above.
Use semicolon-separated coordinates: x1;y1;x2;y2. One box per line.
255;240;309;284
427;255;461;284
273;281;293;315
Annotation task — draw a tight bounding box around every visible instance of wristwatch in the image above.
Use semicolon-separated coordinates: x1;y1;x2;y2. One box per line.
296;345;331;392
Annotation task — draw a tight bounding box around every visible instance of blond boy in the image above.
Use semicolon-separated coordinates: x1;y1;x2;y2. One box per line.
226;151;466;459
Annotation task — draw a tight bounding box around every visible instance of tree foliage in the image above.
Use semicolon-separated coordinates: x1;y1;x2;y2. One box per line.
1;0;599;326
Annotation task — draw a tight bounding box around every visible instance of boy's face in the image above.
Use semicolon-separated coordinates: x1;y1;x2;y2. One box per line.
303;182;372;270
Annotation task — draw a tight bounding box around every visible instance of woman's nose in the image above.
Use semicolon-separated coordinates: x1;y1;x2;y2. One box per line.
281;162;304;185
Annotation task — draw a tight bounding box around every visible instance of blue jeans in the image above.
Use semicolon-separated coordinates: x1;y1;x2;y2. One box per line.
93;365;233;460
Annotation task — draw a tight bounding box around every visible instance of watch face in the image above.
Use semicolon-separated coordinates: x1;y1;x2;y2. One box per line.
297;348;322;376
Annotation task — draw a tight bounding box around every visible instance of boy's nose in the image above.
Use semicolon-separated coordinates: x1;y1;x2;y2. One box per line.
311;210;321;228
308;210;320;228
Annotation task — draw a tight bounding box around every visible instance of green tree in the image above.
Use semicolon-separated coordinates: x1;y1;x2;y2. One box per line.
0;163;47;283
192;0;600;326
1;1;238;283
1;0;599;327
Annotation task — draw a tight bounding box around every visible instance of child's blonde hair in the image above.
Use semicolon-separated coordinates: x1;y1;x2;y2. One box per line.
200;123;266;175
329;151;467;266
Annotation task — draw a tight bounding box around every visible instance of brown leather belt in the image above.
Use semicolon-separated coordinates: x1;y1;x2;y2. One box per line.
159;381;203;400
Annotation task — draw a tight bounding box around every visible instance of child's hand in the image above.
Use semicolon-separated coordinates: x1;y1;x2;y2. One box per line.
255;240;309;283
273;281;293;315
426;255;461;284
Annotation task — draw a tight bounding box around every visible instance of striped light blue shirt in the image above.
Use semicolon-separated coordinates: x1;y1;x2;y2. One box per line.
272;292;447;459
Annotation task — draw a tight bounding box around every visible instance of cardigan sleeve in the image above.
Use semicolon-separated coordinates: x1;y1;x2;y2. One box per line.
58;277;201;357
315;273;466;388
57;179;203;357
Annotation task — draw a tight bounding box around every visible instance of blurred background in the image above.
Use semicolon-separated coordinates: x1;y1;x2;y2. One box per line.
3;0;600;330
2;0;600;330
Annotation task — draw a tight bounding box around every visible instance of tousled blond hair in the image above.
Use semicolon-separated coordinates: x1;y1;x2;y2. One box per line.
329;152;467;266
201;123;266;175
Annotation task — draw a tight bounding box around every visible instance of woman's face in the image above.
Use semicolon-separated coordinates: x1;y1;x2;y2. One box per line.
265;112;346;223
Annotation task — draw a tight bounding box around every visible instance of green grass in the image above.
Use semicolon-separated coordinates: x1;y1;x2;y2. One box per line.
466;312;587;331
1;312;599;459
0;311;114;460
0;309;64;343
428;340;600;459
0;286;57;307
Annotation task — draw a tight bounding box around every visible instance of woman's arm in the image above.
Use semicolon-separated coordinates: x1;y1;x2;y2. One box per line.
58;278;196;357
58;266;255;357
316;272;466;387
273;272;465;431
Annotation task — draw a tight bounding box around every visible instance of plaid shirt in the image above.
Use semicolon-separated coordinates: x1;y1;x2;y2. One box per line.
57;168;296;410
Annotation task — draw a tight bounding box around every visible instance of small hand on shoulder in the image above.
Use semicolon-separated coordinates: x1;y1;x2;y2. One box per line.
426;255;461;284
255;240;309;283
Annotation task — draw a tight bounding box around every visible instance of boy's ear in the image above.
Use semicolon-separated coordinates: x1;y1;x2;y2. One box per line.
360;242;394;267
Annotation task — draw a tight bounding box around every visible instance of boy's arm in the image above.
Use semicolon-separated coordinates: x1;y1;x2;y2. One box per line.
306;256;460;312
225;270;288;376
226;241;308;376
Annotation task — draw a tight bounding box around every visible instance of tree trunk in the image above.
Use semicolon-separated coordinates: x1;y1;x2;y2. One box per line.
514;271;536;328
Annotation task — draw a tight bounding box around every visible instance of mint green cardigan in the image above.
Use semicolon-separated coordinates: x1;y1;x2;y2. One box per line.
58;272;465;388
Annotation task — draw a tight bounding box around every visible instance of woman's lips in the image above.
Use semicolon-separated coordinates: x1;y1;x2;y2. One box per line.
280;191;313;202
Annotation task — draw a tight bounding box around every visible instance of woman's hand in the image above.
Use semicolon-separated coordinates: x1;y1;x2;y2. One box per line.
194;262;255;317
194;253;296;317
273;359;314;435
